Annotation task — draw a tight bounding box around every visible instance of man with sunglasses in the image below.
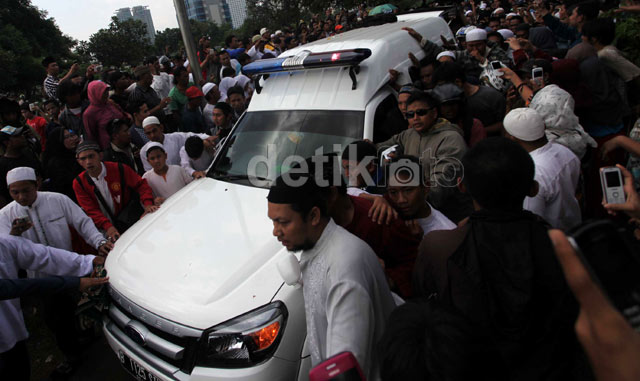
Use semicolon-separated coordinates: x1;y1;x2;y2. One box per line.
377;92;472;223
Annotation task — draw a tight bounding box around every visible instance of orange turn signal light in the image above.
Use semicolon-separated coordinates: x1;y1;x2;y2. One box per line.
248;321;280;351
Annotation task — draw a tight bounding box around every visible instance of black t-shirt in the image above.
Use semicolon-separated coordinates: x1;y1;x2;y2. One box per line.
0;155;44;202
466;85;506;130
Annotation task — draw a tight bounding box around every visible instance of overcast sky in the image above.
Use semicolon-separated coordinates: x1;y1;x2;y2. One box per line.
31;0;179;41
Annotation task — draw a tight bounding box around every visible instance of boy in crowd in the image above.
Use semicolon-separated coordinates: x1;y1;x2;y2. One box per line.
143;142;193;204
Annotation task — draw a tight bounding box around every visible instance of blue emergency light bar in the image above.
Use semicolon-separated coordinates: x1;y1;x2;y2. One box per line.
243;48;372;76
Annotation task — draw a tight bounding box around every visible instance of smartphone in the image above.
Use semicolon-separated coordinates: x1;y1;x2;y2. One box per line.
490;61;502;70
29;103;36;112
600;166;626;204
309;352;364;381
569;220;640;330
15;216;31;225
95;64;103;73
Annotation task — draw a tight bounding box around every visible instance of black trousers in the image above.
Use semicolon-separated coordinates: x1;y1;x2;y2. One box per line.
0;340;30;381
42;290;81;360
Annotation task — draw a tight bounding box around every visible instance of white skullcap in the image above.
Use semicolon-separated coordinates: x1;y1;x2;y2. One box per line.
437;51;456;60
506;12;518;18
465;10;473;16
202;82;217;96
466;28;487;42
142;116;160;128
497;29;515;39
275;30;283;35
492;7;505;14
7;167;36;186
145;142;165;154
260;27;268;35
503;108;546;141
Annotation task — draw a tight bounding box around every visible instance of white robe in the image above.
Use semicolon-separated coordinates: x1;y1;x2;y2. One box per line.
142;165;193;199
299;219;396;380
0;192;105;253
0;235;95;352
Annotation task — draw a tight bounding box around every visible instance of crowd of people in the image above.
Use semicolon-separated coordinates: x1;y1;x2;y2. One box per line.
2;0;640;380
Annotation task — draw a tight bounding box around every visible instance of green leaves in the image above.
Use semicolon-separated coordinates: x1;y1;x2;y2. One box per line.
87;17;153;67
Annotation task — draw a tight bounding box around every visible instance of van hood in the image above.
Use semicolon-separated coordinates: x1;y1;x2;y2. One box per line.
105;179;289;330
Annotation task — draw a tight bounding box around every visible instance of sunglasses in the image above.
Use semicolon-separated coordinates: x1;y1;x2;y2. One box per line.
405;108;434;119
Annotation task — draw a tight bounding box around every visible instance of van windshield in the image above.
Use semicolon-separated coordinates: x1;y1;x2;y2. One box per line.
209;110;364;188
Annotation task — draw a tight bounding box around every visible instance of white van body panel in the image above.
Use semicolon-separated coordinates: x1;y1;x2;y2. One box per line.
248;16;453;112
106;179;285;330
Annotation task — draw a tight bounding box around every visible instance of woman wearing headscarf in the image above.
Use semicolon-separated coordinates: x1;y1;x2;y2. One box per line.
42;127;84;202
82;81;126;150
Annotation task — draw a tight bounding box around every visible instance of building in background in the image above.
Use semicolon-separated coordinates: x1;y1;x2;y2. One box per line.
184;0;208;22
184;0;234;27
226;0;247;29
115;8;132;21
115;6;156;43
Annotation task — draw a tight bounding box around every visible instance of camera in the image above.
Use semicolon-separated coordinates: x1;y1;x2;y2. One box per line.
386;158;422;187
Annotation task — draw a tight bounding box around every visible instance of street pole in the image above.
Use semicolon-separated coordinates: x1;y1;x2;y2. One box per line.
173;0;203;84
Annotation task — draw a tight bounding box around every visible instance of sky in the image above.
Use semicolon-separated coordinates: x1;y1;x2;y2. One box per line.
31;0;180;42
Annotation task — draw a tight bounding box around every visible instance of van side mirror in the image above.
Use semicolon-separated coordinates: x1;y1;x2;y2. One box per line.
277;253;302;289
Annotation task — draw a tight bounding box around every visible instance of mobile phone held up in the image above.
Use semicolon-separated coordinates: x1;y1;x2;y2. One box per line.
600;166;626;204
532;67;544;86
309;352;365;381
490;60;502;70
569;220;640;330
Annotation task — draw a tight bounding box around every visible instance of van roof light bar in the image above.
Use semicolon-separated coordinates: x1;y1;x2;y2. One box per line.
243;48;372;76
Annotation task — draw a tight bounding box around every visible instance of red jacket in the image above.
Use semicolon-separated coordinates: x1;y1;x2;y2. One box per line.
72;161;154;231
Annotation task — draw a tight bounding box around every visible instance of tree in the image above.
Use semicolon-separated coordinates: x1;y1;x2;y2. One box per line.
0;0;74;94
88;17;153;67
155;27;183;56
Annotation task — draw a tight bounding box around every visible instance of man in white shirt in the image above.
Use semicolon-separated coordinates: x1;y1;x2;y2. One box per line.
140;116;213;171
202;82;221;133
143;143;193;203
0;167;111;377
503;108;582;230
267;172;396;380
0;167;112;258
385;156;456;236
0;234;101;380
181;136;216;179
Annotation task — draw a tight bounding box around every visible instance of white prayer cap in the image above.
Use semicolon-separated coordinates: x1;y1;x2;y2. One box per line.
506;12;518;18
142;116;160;129
466;28;487;42
465;10;473;16
202;82;217;96
260;27;269;35
7;167;36;186
503;108;546;141
437;51;456;60
492;7;505;15
275;30;283;36
497;29;515;39
145;142;166;156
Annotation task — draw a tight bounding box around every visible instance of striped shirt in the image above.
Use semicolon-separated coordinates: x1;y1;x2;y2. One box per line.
44;75;59;100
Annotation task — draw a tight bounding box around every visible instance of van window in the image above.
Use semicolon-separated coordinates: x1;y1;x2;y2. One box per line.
373;95;407;143
210;110;364;187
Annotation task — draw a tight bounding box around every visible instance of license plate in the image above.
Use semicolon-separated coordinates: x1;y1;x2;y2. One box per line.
118;350;161;381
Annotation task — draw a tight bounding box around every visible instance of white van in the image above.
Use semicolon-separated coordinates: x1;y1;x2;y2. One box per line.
103;14;453;381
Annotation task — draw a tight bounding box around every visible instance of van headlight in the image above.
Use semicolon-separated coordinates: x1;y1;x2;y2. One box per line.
196;301;287;367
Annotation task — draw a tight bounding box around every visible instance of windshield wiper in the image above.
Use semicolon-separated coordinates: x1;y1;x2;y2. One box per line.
213;173;270;183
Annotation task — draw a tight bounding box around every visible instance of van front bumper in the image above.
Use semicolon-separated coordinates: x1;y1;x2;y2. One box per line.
103;317;299;380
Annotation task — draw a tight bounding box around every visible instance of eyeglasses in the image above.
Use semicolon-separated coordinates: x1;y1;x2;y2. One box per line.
405;108;434;119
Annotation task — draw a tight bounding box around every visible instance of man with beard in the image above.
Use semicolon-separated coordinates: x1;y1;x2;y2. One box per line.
267;169;396;380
